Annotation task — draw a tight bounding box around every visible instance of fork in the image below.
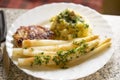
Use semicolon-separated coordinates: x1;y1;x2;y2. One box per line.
0;10;7;61
0;10;10;79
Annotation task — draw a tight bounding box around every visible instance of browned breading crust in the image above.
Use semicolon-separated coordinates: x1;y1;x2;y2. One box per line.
13;25;54;47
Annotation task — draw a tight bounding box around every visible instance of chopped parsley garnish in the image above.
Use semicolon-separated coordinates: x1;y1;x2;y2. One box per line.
33;55;51;65
33;39;88;68
50;9;90;40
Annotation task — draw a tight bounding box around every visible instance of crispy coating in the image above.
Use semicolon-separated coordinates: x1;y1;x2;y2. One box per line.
13;25;54;47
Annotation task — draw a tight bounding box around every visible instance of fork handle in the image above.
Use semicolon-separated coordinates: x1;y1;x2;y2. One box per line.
0;10;7;42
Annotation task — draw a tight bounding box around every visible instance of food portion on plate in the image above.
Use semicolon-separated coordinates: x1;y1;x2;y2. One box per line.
50;9;91;40
12;9;111;69
13;25;54;47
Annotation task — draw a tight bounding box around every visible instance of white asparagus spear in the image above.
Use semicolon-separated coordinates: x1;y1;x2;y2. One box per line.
97;38;111;47
12;48;23;58
22;35;98;48
23;42;73;52
13;42;73;58
22;39;68;48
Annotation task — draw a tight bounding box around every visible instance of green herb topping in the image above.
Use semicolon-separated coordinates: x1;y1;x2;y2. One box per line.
50;9;90;40
33;55;51;65
33;39;88;68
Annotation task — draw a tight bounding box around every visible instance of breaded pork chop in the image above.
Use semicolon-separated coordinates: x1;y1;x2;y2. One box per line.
13;25;54;47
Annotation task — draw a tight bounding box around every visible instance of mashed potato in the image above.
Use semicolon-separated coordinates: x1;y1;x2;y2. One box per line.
50;9;92;40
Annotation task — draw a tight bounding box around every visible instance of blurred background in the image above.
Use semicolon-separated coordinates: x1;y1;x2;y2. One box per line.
0;0;120;15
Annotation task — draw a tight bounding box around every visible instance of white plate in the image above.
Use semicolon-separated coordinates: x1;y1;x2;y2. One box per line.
6;3;114;79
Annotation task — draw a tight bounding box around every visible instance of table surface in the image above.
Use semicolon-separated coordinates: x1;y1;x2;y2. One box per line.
0;8;120;80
